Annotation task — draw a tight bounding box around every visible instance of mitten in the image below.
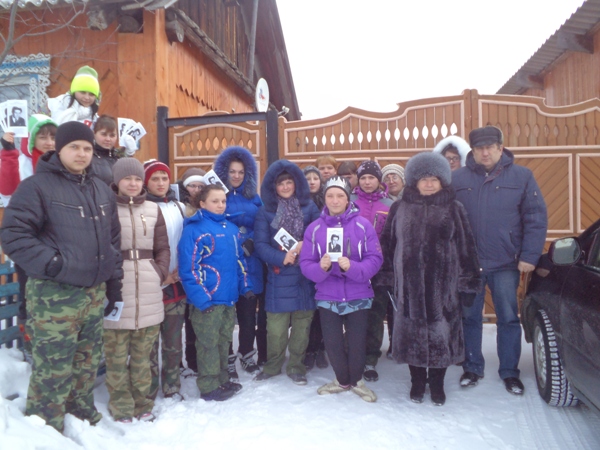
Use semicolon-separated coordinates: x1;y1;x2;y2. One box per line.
122;134;138;156
242;238;255;257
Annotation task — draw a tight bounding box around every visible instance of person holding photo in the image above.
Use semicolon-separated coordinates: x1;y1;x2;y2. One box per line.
300;176;383;402
253;160;320;385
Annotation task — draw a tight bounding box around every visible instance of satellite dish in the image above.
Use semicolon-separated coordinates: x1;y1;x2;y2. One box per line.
255;78;269;112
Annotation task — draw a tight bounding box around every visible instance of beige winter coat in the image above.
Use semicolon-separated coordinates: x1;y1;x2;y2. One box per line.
104;189;170;330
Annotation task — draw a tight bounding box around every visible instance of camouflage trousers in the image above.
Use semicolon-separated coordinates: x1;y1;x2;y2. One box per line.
25;278;105;432
190;304;235;393
149;299;185;398
104;325;160;420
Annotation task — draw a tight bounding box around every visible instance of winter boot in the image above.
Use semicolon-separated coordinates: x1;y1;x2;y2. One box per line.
317;379;351;395
315;349;329;369
238;349;260;375
428;367;447;406
351;380;377;402
408;365;427;403
304;352;316;371
227;354;239;382
363;365;379;382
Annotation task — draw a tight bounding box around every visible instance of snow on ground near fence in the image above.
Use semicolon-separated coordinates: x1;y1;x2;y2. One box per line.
1;324;599;450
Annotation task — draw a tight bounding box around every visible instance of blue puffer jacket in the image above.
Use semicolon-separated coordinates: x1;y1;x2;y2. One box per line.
178;209;252;311
452;148;548;271
255;160;320;313
214;146;264;294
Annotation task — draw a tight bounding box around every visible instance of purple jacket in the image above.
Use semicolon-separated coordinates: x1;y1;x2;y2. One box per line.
300;203;383;302
350;185;393;239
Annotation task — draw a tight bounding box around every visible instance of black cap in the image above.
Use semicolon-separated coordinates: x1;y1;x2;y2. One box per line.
469;126;503;148
55;121;95;153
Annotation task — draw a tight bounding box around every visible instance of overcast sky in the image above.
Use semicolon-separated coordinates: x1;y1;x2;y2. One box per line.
277;0;586;120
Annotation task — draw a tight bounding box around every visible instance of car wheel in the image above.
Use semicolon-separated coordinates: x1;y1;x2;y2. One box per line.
532;310;579;407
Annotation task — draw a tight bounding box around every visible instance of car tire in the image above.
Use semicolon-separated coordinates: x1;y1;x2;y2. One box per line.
532;310;579;407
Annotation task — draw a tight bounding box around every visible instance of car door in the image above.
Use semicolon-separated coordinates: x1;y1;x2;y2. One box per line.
559;229;600;408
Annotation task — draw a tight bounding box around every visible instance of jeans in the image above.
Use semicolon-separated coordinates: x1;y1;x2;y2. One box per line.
462;269;521;379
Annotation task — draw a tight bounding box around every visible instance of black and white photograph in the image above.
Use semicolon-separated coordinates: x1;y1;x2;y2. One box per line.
274;227;297;251
1;99;28;137
203;169;229;194
326;227;343;261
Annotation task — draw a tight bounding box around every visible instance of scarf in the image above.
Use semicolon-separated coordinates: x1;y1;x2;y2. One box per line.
271;195;303;240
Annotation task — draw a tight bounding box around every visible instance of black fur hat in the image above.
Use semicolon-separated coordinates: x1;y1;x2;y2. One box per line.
405;152;452;187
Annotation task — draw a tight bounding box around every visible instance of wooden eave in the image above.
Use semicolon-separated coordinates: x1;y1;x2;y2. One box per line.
497;0;600;95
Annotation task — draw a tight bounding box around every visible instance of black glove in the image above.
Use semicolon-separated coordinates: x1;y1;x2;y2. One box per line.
45;254;63;277
460;292;477;308
242;239;255;257
244;290;256;302
104;279;123;317
202;306;215;314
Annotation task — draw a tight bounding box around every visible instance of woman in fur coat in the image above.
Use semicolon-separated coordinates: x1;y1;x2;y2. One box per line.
379;152;481;406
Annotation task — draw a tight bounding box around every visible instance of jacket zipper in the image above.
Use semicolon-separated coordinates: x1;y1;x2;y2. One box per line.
141;214;147;236
54;201;85;218
129;197;140;330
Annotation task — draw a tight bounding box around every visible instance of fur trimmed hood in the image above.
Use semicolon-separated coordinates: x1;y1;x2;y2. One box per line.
432;135;471;167
213;146;258;199
260;159;312;212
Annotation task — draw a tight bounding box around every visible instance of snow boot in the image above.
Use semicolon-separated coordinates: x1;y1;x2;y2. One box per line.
227;354;239;382
408;365;427;403
363;365;379;382
428;367;447;406
238;349;260;375
317;379;351;395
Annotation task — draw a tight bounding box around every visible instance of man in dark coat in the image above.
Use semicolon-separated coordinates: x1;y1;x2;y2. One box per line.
452;126;548;395
0;121;123;431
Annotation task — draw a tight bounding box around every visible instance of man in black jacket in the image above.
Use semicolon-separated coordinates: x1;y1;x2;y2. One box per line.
0;121;123;432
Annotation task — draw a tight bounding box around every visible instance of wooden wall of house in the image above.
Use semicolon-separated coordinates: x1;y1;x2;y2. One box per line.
522;27;600;105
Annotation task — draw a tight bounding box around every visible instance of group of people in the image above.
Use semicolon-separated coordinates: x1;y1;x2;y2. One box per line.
0;63;548;433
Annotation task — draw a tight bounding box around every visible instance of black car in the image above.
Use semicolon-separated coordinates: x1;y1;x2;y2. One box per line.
521;219;600;414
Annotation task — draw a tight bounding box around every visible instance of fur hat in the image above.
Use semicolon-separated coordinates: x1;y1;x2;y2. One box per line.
143;160;171;184
405;152;451;187
54;121;95;153
70;66;100;98
182;167;206;187
113;158;144;186
432;135;471;167
381;163;405;184
324;176;351;200
356;160;383;182
469;126;503;148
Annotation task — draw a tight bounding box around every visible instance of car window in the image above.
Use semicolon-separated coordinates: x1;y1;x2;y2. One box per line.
586;232;600;269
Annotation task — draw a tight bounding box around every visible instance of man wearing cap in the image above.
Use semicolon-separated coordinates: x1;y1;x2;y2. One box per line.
452;125;547;395
0;121;123;431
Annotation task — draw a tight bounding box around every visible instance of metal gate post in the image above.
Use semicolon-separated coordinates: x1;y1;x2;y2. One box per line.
157;106;169;165
266;109;279;167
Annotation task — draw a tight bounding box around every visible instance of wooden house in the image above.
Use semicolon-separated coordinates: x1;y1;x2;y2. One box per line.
0;0;299;164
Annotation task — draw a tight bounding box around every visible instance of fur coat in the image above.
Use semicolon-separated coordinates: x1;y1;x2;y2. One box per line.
381;185;481;368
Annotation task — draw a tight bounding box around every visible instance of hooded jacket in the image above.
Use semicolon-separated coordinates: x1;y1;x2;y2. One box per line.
452;148;548;271
350;184;393;239
432;135;471;167
381;185;481;368
104;187;170;330
213;146;264;294
254;160;320;313
0;151;122;288
178;209;252;311
300;203;383;302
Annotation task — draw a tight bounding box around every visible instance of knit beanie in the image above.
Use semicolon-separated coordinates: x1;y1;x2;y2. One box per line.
302;165;320;178
404;152;452;188
324;176;351;201
113;158;145;186
381;163;405;184
70;66;100;97
182;167;206;187
356;160;383;182
144;160;171;184
27;114;57;156
54;121;95;153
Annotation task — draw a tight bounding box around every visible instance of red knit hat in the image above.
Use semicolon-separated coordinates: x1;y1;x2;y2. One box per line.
143;160;171;185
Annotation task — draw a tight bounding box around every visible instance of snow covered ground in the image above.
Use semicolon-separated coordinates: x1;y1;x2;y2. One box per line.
1;324;599;450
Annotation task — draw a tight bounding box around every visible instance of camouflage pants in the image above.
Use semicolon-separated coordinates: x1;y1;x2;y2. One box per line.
104;325;160;420
25;278;105;432
149;299;185;398
190;304;235;393
365;286;388;366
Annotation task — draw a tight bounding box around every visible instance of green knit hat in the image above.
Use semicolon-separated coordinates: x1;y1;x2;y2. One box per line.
70;65;100;97
27;114;57;156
